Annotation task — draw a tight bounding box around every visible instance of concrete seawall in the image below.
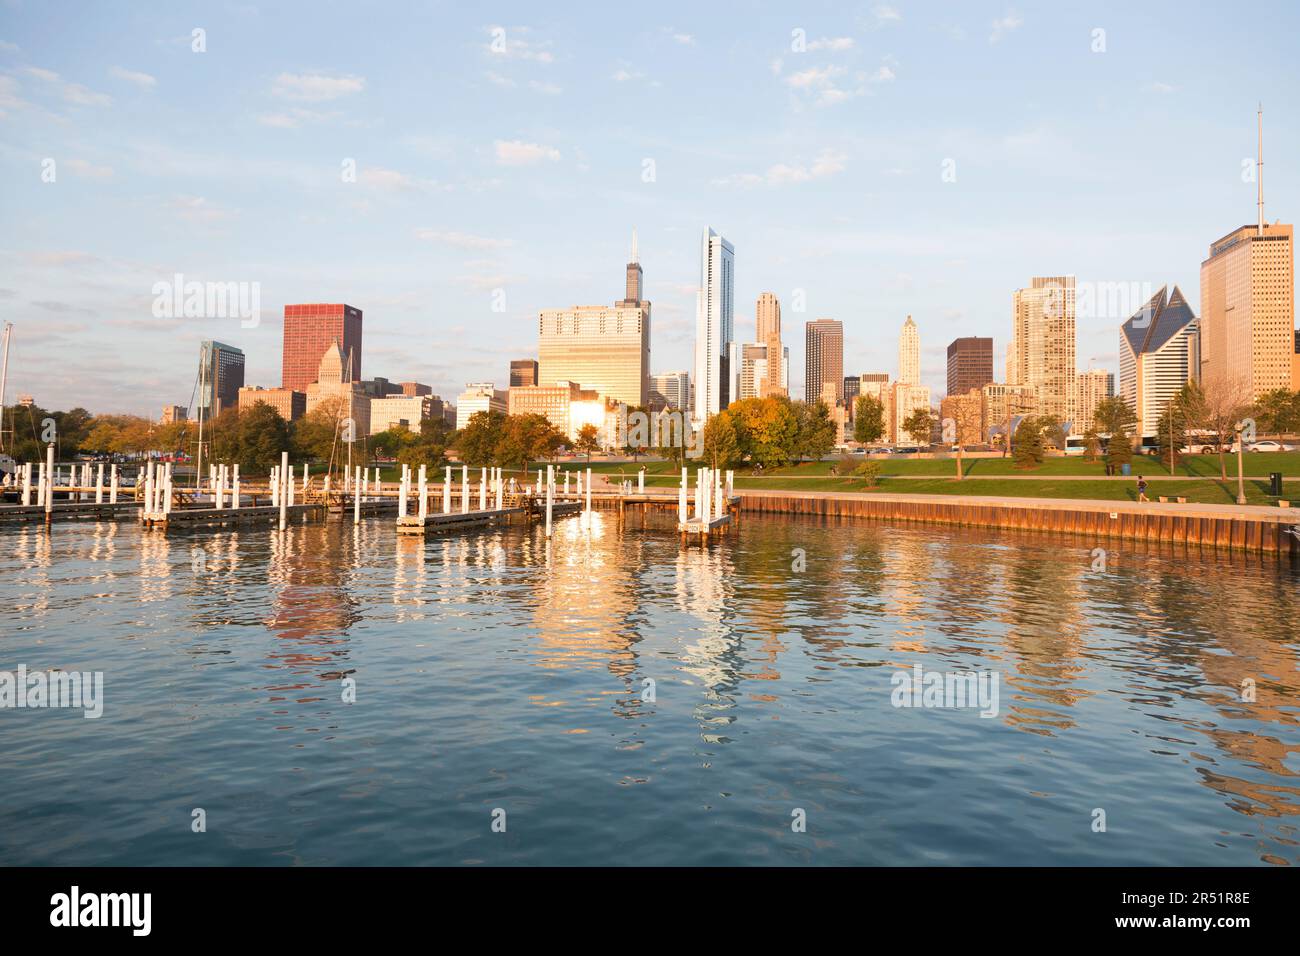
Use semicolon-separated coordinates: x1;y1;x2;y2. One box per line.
737;489;1300;555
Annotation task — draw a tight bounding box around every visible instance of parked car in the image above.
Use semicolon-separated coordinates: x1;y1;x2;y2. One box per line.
850;447;866;455
1248;440;1295;453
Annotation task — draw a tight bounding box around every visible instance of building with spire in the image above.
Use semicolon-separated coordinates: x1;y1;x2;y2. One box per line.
1119;286;1199;439
1199;107;1295;398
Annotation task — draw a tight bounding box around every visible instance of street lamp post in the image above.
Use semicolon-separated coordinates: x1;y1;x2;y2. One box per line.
1235;424;1247;505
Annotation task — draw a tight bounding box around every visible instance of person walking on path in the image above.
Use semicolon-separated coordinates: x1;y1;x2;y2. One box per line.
1136;475;1149;502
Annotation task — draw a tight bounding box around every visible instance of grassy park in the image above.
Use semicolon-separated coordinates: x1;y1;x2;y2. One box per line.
532;452;1300;507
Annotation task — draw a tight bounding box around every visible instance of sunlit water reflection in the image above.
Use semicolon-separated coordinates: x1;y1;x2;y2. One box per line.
1;513;1297;865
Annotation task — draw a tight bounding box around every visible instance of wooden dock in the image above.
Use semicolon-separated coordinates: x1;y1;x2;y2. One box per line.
140;503;325;528
0;500;142;524
737;489;1300;555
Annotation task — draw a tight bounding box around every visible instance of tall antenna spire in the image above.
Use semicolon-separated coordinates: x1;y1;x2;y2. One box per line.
630;227;638;264
1257;103;1264;237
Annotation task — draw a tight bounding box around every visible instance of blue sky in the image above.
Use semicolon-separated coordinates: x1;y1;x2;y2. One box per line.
1;0;1296;415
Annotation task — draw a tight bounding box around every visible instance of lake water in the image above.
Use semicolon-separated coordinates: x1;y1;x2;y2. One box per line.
2;512;1297;866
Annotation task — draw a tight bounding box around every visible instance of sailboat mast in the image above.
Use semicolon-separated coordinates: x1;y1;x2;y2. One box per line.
0;322;11;453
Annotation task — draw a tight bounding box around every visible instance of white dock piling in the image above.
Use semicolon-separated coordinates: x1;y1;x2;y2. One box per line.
443;466;451;513
109;464;118;503
232;464;240;510
461;465;469;514
418;465;428;520
278;452;288;530
479;467;487;511
44;445;55;522
679;468;688;524
545;464;554;537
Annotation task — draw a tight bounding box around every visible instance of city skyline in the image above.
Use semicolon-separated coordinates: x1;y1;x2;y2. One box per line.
1;3;1298;416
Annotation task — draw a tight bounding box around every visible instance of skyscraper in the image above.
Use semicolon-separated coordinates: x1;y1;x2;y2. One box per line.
1075;369;1115;437
756;292;785;397
946;336;994;397
804;319;843;404
649;371;690;411
198;339;245;418
1119;286;1199;438
899;316;920;386
693;228;734;425
538;232;651;408
1199;114;1294;398
1009;276;1077;425
282;303;363;393
510;360;538;388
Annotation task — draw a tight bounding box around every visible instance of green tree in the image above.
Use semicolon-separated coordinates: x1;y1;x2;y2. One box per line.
456;409;507;467
902;407;936;446
1012;416;1045;468
853;394;884;445
237;402;290;474
497;413;564;469
701;409;742;470
575;423;601;460
291;398;344;462
792;400;836;462
371;426;415;459
730;396;798;468
1252;388;1300;434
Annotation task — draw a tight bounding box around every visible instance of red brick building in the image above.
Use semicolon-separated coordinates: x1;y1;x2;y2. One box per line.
282;303;363;392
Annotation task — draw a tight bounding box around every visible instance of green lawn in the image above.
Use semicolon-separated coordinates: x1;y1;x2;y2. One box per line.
539;451;1300;480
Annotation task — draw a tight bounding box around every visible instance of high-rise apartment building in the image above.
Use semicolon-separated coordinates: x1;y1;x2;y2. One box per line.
538;234;650;408
693;228;734;425
1075;369;1115;437
1119;286;1199;438
282;303;363;393
1009;276;1077;425
197;339;245;418
160;404;187;424
728;342;774;403
947;336;994;397
755;292;785;397
510;360;539;388
899;316;920;386
804;319;843;405
649;371;691;411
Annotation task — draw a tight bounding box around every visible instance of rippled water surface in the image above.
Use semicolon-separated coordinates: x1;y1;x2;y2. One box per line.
2;512;1298;866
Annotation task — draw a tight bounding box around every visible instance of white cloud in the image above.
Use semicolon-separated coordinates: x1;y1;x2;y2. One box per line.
62;83;112;107
873;4;902;24
484;26;554;63
806;37;855;52
415;230;514;250
1149;81;1178;94
529;79;562;95
672;33;695;45
170;196;233;222
713;149;847;187
272;71;365;101
24;66;59;83
786;65;845;90
494;139;561;165
110;66;156;89
990;11;1023;43
65;158;114;179
485;71;515;88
